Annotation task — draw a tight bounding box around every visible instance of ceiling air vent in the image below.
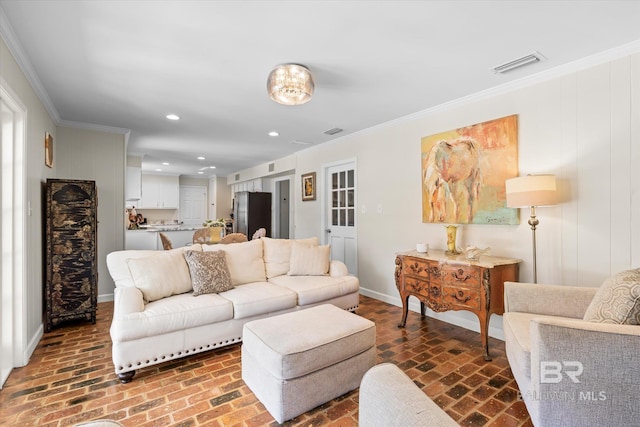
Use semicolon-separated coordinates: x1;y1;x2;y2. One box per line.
492;51;545;74
323;127;343;135
268;163;275;172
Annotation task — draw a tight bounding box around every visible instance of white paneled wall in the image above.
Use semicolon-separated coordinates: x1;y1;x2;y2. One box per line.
291;50;640;338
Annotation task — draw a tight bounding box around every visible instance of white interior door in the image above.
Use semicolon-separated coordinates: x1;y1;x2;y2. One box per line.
0;97;10;387
325;161;357;275
1;88;26;388
179;186;207;226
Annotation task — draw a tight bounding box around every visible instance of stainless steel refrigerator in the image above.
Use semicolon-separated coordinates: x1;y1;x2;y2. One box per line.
233;191;272;237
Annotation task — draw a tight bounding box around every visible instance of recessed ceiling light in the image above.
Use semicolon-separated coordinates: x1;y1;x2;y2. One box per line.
166;114;180;120
155;168;162;172
197;156;205;160
197;171;204;175
268;131;279;137
162;162;170;166
209;166;216;169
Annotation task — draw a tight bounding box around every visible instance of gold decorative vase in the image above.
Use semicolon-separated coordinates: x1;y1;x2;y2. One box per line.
445;225;460;255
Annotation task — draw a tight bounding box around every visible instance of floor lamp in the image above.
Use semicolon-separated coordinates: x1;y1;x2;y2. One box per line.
505;175;558;283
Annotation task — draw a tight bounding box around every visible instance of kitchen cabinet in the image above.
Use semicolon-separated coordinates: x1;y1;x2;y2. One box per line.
125;230;158;250
125;229;196;250
140;174;179;209
125;166;141;201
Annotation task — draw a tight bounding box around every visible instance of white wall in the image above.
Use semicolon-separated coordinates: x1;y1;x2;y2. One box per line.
289;51;640;338
55;126;126;302
1;35;56;360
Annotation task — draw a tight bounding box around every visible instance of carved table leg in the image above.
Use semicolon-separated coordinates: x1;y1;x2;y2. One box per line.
118;371;135;384
397;293;409;328
479;314;491;361
420;301;426;316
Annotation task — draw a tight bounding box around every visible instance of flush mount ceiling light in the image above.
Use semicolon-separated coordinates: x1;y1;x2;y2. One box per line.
267;64;314;105
166;114;180;120
268;130;279;137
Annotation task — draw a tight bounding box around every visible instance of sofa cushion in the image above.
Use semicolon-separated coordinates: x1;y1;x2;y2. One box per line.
203;239;266;285
111;292;234;342
126;246;200;302
268;275;359;306
184;250;234;296
583;268;640;324
288;242;330;276
219;282;297;319
263;237;319;278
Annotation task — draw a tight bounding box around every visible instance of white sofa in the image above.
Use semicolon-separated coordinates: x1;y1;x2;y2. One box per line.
106;237;359;383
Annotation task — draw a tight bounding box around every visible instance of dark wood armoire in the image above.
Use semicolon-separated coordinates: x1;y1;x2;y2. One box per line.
44;179;98;332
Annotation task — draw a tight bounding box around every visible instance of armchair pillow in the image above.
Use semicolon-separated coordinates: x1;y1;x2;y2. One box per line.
184;250;234;296
583;268;640;325
288;242;330;276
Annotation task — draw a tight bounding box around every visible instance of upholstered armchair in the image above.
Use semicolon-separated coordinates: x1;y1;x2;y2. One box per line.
503;270;640;427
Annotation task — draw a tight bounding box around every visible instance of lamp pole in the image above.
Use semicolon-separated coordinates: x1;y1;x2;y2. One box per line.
528;205;539;283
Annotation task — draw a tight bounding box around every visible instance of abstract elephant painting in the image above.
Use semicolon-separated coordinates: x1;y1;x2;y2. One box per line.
421;115;519;225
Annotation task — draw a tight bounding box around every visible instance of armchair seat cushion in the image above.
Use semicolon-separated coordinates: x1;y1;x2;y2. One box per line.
503;312;576;383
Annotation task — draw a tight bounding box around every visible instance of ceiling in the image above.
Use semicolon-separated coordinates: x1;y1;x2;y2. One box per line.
2;1;640;178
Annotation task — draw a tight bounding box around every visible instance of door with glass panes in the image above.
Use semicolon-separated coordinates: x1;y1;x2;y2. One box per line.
325;162;357;275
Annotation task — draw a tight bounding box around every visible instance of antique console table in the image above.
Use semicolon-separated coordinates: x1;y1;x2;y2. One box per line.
395;250;520;360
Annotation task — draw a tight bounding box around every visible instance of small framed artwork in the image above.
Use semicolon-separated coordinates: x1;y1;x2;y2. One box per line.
45;132;54;168
301;172;316;201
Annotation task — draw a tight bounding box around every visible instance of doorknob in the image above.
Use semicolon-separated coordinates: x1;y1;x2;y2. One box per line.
325;229;331;233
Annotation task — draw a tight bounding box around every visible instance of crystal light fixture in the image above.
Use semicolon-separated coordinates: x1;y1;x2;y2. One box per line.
267;64;314;105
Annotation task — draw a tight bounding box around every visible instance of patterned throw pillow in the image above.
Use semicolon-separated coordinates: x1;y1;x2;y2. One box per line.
184;250;234;296
583;268;640;324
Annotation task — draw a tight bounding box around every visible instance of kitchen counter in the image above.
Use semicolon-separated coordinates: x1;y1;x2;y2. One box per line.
125;227;200;250
138;225;199;232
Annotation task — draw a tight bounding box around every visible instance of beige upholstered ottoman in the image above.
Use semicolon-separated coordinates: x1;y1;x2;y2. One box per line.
241;304;376;423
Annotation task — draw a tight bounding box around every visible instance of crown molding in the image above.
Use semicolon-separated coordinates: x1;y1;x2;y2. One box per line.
0;6;60;123
0;6;132;137
57;119;130;135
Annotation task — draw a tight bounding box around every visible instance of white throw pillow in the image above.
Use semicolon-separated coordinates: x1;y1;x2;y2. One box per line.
126;246;198;302
288;242;330;276
263;237;319;278
204;239;266;285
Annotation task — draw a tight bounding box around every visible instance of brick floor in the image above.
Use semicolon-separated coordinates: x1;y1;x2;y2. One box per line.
0;296;533;426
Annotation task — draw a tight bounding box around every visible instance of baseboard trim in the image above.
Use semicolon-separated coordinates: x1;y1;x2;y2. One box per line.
98;293;114;303
23;324;43;367
359;287;505;341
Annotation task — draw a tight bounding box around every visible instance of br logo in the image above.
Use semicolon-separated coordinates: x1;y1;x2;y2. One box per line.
540;361;584;384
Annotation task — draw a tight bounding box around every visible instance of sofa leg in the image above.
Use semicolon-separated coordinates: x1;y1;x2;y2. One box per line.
118;371;135;384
